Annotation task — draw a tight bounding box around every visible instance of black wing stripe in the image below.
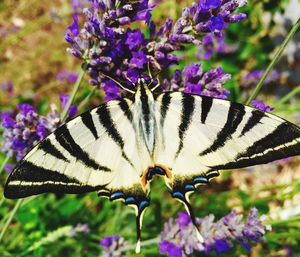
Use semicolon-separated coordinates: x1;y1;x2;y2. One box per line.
119;99;133;123
4;161;107;198
8;160;81;183
140;85;151;135
239;110;264;137
38;139;69;162
212;122;300;170
160;93;171;128
176;94;195;157
55;124;111;172
81;111;99;139
96;104;124;148
96;103;135;168
199;102;246;156
201;96;213;124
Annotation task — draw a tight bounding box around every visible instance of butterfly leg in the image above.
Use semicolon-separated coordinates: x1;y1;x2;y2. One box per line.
98;189;150;253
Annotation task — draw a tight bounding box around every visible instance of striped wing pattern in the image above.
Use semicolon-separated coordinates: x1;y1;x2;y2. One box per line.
4;82;300;252
4;99;151;201
155;92;300;192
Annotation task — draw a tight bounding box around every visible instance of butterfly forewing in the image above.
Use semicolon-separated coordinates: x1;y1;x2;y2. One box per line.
4;99;151;199
155;92;300;188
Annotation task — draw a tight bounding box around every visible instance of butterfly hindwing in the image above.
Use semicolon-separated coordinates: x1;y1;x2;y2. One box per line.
4;99;151;201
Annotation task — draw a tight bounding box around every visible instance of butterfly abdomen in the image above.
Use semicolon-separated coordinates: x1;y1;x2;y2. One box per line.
134;82;157;156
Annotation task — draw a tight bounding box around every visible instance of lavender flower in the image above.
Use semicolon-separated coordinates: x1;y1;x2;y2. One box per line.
171;0;247;44
241;70;280;88
163;63;231;99
100;234;128;257
251;100;274;112
67;223;90;237
56;69;78;83
0;96;77;161
196;33;238;60
4;164;15;174
65;0;247;101
102;80;121;101
159;208;271;257
0;80;13;98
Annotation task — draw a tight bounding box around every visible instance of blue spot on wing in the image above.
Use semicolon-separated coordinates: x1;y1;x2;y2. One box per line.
193;177;208;184
184;184;195;191
110;191;125;201
139;200;150;212
125;197;136;205
172;191;184;200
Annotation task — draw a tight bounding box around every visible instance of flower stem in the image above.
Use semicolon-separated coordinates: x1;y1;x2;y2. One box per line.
245;17;300;105
121;236;160;252
60;63;88;122
0;155;9;175
276;84;300;106
77;86;98;111
0;199;23;242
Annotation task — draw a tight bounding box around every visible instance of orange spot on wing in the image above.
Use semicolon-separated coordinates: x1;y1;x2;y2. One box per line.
141;169;149;187
140;164;173;187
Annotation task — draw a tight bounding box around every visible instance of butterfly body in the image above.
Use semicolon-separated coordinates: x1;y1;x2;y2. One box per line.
4;79;300;252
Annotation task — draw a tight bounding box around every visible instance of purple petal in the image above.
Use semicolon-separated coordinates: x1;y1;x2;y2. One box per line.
67;14;80;37
1;112;15;128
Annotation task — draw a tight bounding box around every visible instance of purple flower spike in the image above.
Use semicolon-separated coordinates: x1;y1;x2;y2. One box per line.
64;0;247;98
12;138;27;151
241;70;280;88
17;103;36;115
1;112;15;128
252;100;274;112
57;69;78;83
159;208;271;256
100;235;120;247
4;164;14;174
199;0;222;9
100;234;128;257
176;212;191;228
59;94;70;111
209;16;225;32
125;29;144;50
102;80;121;102
1;96;77;161
59;94;78;118
130;51;148;69
159;240;183;257
67;223;90;238
214;239;231;255
67;14;80;37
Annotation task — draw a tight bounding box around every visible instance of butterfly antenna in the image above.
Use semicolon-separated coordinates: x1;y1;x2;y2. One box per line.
150;76;161;92
101;73;135;94
147;62;153;79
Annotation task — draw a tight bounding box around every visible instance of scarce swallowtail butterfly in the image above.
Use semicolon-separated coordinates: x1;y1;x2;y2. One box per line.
4;78;300;253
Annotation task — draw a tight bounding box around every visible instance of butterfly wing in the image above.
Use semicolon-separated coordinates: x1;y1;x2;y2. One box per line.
4;98;151;203
155;92;300;190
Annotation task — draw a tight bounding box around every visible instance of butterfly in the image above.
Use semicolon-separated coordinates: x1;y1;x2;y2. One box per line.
4;78;300;252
